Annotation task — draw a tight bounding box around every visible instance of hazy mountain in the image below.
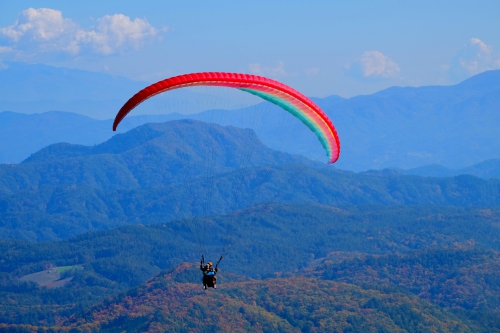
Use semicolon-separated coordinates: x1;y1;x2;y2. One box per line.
0;111;114;164
0;62;144;102
0;62;257;120
0;62;143;119
203;69;500;171
395;164;457;178
2;63;500;170
398;158;500;179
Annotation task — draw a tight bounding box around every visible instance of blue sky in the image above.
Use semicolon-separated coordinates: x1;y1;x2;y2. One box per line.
1;1;499;97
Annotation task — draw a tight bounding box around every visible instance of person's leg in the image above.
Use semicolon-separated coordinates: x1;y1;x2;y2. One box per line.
203;276;208;289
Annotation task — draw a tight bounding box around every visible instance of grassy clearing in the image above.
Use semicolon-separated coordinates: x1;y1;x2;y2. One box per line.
19;265;82;288
56;265;81;274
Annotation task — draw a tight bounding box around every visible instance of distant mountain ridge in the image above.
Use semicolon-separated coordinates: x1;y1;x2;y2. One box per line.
0;62;260;119
395;158;500;179
317;69;500;170
2;109;499;179
2;63;500;170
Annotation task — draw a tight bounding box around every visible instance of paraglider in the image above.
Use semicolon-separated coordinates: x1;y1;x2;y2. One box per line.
200;255;222;289
113;72;340;164
113;72;341;290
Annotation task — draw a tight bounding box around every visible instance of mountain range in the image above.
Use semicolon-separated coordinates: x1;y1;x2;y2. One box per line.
1;62;500;170
2;120;500;242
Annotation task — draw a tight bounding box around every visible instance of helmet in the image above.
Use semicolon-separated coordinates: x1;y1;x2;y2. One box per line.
208;262;212;266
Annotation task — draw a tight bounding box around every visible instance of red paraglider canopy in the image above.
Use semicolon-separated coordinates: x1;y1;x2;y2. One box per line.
113;72;340;163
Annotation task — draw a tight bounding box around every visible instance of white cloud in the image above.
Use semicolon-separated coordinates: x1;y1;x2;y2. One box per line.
0;8;80;55
0;8;76;42
0;8;166;59
79;14;166;55
248;61;296;77
345;51;400;79
449;38;500;80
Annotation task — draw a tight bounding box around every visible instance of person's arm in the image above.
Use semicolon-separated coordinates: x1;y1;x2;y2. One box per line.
215;256;223;271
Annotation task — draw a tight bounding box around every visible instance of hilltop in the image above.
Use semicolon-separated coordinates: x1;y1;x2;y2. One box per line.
0;264;483;332
64;266;478;332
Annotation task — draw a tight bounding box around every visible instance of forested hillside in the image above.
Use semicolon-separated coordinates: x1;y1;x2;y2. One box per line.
0;120;313;195
64;269;479;332
1;120;500;242
304;248;500;332
1;204;500;330
0;265;487;332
